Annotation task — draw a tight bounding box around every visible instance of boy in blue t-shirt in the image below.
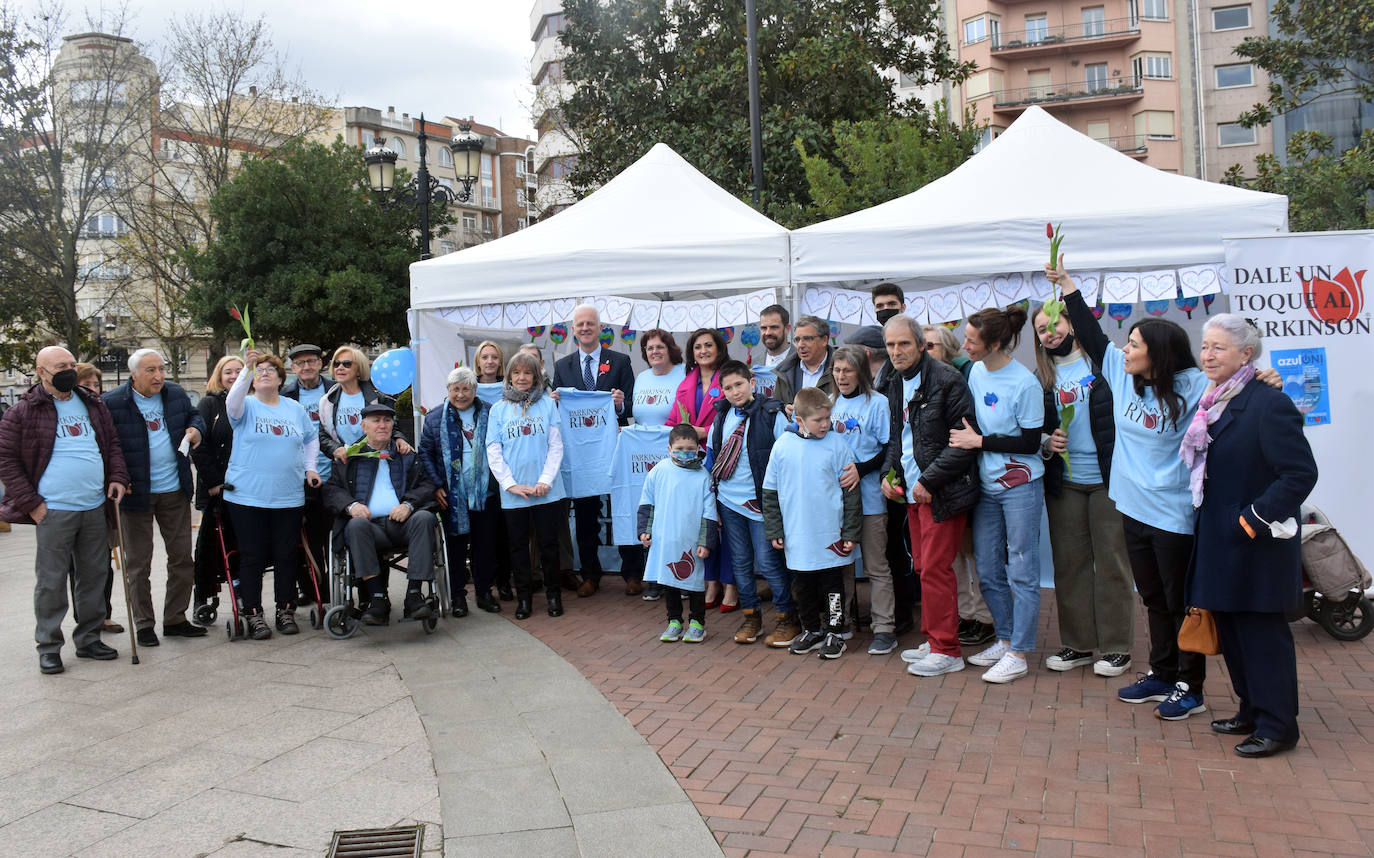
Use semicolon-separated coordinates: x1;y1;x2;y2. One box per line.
639;424;718;643
763;388;862;659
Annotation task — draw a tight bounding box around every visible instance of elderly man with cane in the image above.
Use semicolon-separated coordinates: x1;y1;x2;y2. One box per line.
0;346;131;674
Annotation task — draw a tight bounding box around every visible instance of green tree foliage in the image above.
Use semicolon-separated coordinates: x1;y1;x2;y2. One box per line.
185;138;451;349
557;0;974;226
1222;130;1374;231
788;105;984;223
1234;0;1374;128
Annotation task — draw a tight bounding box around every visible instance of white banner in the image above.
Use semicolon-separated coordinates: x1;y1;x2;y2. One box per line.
1224;230;1374;567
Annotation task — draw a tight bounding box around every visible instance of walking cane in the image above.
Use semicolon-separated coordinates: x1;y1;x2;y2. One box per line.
110;503;140;665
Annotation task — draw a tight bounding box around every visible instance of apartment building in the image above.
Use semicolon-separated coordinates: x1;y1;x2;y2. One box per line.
529;0;580;218
1195;0;1273;180
330;107;535;254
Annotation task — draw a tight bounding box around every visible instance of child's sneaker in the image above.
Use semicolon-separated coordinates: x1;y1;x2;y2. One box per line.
1045;647;1095;671
733;609;763;644
907;652;965;677
660;619;684;642
968;640;1010;667
789;630;826;654
818;633;846;659
1154;682;1206;720
682;620;706;643
766;614;802;648
900;642;931;663
981;652;1028;684
1118;671;1174;703
867;632;898;655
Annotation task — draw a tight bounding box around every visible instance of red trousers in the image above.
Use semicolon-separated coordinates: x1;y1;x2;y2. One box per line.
907;503;968;657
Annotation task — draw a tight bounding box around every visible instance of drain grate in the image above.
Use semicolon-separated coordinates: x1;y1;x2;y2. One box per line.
327;825;423;858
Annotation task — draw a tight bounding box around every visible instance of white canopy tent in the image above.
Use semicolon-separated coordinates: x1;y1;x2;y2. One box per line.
790;105;1289;289
406;143;791;408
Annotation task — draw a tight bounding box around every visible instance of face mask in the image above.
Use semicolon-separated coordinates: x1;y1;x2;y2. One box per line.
1045;334;1076;357
50;368;78;393
670;449;702;468
875;308;900;325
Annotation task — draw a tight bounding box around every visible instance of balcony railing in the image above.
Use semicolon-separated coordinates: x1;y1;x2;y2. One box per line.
992;17;1141;51
1094;134;1150;155
992;78;1144;109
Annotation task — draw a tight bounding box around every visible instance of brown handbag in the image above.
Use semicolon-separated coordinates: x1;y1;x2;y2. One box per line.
1178;607;1221;655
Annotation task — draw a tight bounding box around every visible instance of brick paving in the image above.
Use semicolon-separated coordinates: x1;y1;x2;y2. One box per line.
518;585;1374;857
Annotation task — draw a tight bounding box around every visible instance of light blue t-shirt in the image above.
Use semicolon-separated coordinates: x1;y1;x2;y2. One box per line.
751;366;780;400
632;365;687;428
969;360;1045;494
829;391;890;515
556;388;617;498
133;390;180;493
38;396;105;512
763;431;857;571
487;397;567;510
1101;345;1209;534
476;382;504;406
1050;354;1102;485
899;372;922;503
335;391;366;447
608;424;673;544
641;459;717;592
296;382;330;478
716;406;787;521
367;456;401;515
224;396;312;509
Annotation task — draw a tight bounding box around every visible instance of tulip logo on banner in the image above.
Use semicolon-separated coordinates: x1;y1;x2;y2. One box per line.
1302;267;1365;325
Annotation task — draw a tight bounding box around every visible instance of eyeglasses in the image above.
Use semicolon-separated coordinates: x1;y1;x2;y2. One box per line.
793;334;822;344
333;360;353;369
921;342;937;351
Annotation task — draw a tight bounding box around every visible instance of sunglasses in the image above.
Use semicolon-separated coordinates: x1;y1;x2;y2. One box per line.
333;360;354;368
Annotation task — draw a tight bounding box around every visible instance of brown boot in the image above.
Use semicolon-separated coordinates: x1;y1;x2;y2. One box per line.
577;578;598;597
765;613;802;648
733;609;763;644
625;578;644;596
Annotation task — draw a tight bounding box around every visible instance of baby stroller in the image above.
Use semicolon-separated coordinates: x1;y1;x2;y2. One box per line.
1299;504;1373;641
322;519;450;639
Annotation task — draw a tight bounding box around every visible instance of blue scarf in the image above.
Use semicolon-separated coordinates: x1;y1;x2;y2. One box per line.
440;400;489;533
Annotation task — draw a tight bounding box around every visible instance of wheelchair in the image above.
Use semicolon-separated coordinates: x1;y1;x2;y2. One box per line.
322;514;451;639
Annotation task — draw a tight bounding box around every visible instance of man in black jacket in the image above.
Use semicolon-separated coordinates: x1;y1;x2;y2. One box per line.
551;303;640;596
104;348;207;646
283;343;331;603
878;315;980;677
323;403;439;625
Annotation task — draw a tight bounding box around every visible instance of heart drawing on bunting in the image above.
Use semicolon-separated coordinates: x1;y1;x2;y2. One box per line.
927;289;962;323
503;303;530;330
746;289;776;319
801;287;834;317
659;303;689;331
528;300;552;326
454;305;483;326
992;274;1025;306
551;297;579;322
906;293;929;323
605;297;633;324
591;295;611;318
479;304;504;328
960;281;993;314
831;291;865;323
688;301;717;329
715;296;745;326
630;301;660;330
1139;272;1175;302
1178;265;1218;296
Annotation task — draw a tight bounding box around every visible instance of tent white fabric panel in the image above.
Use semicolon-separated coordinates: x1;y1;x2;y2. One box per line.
790;106;1288;286
409;143;791;310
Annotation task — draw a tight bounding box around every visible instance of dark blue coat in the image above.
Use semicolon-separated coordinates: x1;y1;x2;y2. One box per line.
419;398;498;535
1186;380;1318;613
321;443;439;541
104;381;205;513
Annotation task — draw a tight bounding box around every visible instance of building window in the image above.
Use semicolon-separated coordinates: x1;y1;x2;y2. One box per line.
1135;109;1176;139
1215;63;1254;87
438;147;452;167
1025;15;1048;43
1141;0;1167;19
439;240;456;255
462;212;477;232
517;217;528;230
389;136;406;158
963;16;987;44
80;213;125;237
1219;122;1258;146
516;188;527;206
1082;6;1106;37
1085;63;1109;91
1133;53;1172;80
514;158;525;177
483;215;494;235
1027;70;1052;99
1212;4;1250;29
437;177;454;190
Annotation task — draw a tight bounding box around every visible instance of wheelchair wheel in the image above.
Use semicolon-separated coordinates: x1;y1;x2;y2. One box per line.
324;605;359;640
1318;592;1374;641
422;610;439;634
193;602;218;626
309;606;322;631
226;617;244;640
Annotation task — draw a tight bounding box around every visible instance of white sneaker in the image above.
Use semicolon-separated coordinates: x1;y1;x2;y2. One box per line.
1093;653;1132;677
981;652;1029;684
907;652;965;677
899;642;931;663
968;640;1010;667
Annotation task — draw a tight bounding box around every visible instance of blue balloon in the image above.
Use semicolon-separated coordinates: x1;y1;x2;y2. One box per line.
370;347;415;396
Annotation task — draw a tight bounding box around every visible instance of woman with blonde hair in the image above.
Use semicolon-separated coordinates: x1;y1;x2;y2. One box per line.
474;340;506;405
319;345;409;465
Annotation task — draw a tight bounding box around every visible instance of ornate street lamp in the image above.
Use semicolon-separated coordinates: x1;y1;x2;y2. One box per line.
363;113;485;259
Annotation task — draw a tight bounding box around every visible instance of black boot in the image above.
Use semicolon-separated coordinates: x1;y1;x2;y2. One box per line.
546;587;564;617
474;589;502;613
514;594;533;620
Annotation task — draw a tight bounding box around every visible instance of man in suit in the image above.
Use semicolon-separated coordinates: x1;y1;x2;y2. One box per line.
552;303;640;596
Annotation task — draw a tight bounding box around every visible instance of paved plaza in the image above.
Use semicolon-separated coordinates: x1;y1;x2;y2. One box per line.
0;523;1371;857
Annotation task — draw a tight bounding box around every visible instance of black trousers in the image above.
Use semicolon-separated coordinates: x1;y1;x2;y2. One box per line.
298;482;330;596
1214;610;1300;742
504;502;561;597
445;505;501;597
1122;514;1205;690
226;503;302;612
664;587;706;625
793;565;846;633
572;494;642;582
193;500;238;603
886;499;918;616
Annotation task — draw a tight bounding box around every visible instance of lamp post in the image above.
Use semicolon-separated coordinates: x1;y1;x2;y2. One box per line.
364;114;484;259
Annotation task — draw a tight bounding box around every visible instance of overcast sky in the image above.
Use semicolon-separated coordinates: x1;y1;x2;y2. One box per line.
24;0;538;139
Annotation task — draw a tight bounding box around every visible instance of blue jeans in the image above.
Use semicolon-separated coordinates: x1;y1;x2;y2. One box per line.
972;479;1044;654
719;505;792;615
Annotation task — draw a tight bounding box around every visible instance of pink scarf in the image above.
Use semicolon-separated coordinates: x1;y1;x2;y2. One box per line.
1179;363;1255;508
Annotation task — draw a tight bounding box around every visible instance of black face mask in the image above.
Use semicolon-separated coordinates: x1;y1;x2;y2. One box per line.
1045;334;1076;357
50;368;78;393
875;308;901;326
